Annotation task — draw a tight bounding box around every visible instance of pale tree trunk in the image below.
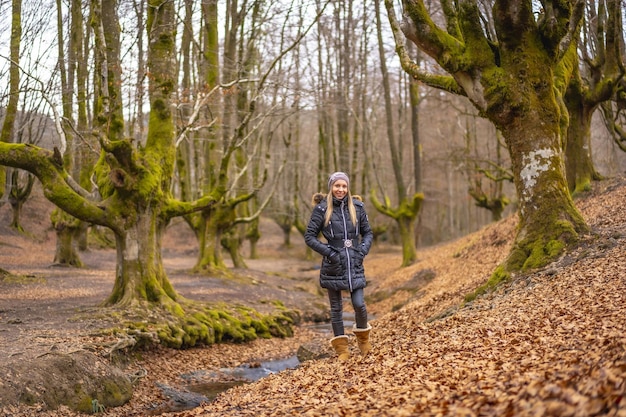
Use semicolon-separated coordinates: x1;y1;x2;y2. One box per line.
335;0;351;170
176;0;194;202
3;0;35;233
130;0;146;142
0;0;21;205
409;45;425;245
73;0;92;251
53;0;83;266
315;0;333;186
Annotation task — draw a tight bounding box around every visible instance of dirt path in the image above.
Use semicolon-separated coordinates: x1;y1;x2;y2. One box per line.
0;213;327;363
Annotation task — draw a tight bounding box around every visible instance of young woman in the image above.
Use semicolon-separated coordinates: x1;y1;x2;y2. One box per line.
304;172;374;361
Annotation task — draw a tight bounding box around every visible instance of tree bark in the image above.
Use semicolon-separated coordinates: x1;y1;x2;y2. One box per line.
52;0;84;266
561;0;624;194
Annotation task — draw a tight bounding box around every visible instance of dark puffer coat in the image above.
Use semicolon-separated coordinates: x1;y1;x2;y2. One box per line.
304;193;374;292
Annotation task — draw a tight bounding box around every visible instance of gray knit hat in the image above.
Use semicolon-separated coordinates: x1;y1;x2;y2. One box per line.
328;171;350;191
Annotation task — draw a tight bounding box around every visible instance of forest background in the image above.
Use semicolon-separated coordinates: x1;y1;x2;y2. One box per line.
0;0;626;415
2;0;623;255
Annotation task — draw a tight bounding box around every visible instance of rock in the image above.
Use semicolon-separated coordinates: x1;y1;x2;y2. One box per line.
0;350;133;413
155;382;209;409
297;339;331;362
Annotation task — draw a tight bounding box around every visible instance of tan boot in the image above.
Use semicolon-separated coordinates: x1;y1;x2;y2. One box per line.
330;335;350;361
353;324;372;356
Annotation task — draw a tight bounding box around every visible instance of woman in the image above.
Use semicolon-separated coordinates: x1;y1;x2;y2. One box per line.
304;171;374;361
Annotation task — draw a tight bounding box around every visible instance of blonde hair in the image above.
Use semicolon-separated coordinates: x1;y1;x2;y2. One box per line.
324;191;357;226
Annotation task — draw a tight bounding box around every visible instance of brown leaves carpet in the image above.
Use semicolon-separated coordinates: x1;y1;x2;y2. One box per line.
3;175;626;417
168;177;626;417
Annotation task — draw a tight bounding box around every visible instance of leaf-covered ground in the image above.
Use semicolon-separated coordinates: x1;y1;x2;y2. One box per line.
167;176;626;417
1;175;625;416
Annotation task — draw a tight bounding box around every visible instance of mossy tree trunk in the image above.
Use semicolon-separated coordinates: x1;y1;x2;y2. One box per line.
370;193;423;267
72;0;92;252
176;1;292;274
386;0;591;277
370;0;422;267
560;0;624;195
52;0;82;265
222;229;247;269
498;112;586;272
564;83;601;195
193;206;230;274
192;192;256;274
52;209;83;267
105;207;177;306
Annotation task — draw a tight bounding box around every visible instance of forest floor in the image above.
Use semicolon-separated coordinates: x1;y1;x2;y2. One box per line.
1;175;625;416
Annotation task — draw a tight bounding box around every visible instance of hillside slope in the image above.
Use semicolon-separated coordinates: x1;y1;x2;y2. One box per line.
171;176;626;417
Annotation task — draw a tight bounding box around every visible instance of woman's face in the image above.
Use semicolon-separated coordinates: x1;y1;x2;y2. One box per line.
331;180;348;200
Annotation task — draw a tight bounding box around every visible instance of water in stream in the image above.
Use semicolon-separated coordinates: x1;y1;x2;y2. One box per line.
147;356;301;414
150;313;360;414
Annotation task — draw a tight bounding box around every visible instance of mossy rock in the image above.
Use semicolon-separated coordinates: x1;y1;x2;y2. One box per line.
0;350;132;412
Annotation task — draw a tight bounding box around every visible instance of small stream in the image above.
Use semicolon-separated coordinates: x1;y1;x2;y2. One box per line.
148;313;364;414
148;355;302;414
147;322;336;415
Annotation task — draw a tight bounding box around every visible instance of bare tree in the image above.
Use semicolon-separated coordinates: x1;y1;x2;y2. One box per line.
385;0;589;282
0;0;22;207
562;0;625;194
369;0;422;267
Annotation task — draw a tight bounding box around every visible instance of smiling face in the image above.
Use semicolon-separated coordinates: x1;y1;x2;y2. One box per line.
331;179;349;200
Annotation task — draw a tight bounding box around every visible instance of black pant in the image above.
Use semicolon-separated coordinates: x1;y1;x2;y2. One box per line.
327;287;368;336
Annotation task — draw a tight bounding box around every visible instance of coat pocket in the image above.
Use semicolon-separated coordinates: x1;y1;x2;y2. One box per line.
322;252;343;276
350;247;364;269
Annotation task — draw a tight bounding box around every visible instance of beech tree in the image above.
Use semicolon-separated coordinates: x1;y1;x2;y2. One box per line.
384;0;589;281
369;0;423;267
173;1;321;274
0;0;22;220
562;0;624;194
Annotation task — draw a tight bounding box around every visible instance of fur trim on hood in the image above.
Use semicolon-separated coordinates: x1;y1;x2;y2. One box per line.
311;192;326;205
311;192;362;206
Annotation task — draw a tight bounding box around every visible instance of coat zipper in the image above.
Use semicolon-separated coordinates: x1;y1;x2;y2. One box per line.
340;200;353;292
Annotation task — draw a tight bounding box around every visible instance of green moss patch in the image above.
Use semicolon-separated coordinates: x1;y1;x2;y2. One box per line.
98;299;299;350
0;351;132;412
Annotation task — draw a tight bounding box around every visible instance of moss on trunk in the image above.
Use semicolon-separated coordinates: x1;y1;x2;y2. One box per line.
564;79;602;195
